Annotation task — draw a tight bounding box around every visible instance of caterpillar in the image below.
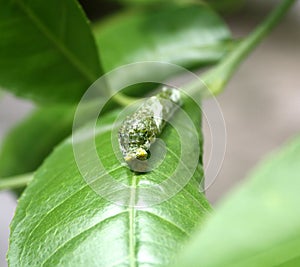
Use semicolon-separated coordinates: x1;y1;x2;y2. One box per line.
118;86;181;172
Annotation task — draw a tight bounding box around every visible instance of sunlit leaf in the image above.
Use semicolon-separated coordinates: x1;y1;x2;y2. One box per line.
8;97;211;266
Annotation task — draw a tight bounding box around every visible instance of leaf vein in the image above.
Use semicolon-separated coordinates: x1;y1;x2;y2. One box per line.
15;0;97;83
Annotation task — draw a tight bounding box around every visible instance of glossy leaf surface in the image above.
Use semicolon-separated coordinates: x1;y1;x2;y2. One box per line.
9;98;211;266
0;0;101;103
94;4;232;72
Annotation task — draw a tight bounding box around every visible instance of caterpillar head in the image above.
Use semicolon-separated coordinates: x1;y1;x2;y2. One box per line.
125;147;149;162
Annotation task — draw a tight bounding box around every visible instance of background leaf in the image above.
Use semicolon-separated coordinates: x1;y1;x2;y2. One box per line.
8;97;212;267
94;4;232;72
207;0;244;14
0;0;101;103
173;135;300;267
115;0;244;13
114;0;197;9
0;100;104;195
0;105;75;179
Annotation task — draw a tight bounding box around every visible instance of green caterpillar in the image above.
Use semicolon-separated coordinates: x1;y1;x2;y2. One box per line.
118;86;181;171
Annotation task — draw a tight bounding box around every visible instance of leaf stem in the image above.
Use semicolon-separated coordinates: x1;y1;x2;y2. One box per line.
187;0;296;96
0;173;33;191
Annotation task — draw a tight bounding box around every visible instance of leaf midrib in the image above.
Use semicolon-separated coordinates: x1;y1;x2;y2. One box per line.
15;118;206;266
17;165;195;266
129;175;137;267
16;0;97;83
39;209;191;266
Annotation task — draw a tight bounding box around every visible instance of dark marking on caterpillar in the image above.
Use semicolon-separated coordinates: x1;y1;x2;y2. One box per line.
118;86;181;172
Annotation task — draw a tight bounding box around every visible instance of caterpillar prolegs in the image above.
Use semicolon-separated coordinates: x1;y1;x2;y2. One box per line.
118;87;181;172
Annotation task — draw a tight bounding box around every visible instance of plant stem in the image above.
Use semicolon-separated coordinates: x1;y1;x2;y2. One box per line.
0;173;33;191
187;0;296;97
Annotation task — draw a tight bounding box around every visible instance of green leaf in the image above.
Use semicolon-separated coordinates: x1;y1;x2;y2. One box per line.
0;0;101;103
94;4;232;72
207;0;244;14
173;135;300;267
0;105;76;179
115;0;192;6
0;100;103;194
8;97;212;266
116;0;244;13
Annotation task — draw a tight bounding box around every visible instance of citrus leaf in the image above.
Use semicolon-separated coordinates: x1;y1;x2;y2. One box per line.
207;0;244;14
0;101;103;195
173;135;300;267
114;0;199;9
94;4;232;72
8;97;211;266
115;0;243;13
0;0;101;103
0;105;75;179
